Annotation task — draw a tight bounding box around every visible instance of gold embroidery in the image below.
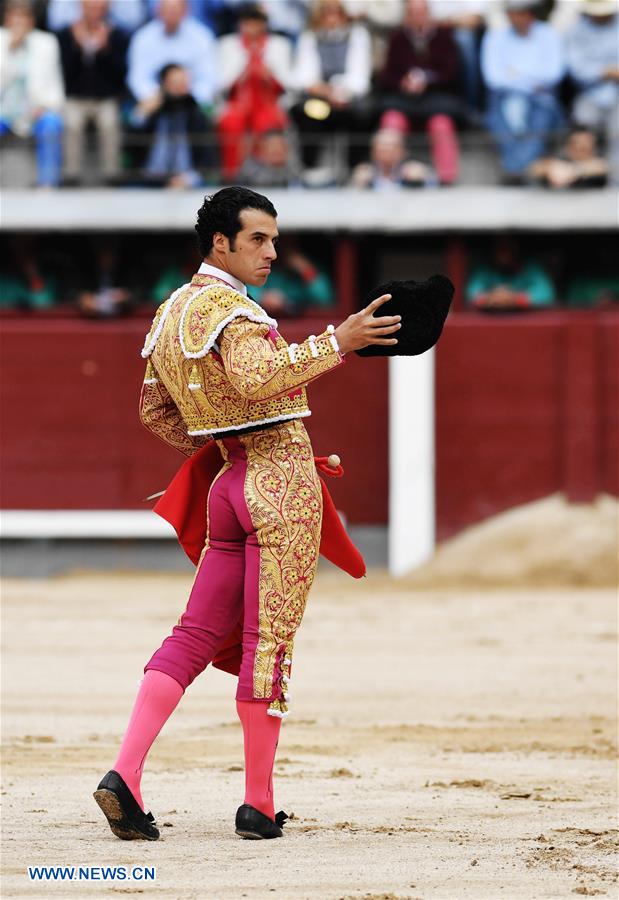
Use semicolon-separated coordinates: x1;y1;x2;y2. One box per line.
139;367;208;457
142;274;342;438
239;420;323;712
220;319;343;403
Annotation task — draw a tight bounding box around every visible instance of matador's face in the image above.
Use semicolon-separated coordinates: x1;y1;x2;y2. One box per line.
219;209;279;288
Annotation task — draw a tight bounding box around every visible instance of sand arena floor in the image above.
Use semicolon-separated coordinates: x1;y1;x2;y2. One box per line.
1;571;617;899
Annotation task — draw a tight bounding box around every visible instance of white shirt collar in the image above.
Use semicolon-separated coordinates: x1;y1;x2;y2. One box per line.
198;261;247;296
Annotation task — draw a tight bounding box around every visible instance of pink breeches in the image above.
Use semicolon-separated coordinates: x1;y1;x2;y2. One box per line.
144;420;323;715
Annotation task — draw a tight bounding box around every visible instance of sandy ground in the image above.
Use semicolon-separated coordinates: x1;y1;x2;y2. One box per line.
1;570;617;900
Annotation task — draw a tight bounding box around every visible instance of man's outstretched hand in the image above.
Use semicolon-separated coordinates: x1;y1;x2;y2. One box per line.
334;294;401;354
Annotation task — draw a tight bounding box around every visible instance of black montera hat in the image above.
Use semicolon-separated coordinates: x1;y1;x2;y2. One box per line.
355;275;454;357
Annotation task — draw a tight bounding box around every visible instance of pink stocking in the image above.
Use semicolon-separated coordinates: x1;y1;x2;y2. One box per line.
236;699;282;821
112;669;184;811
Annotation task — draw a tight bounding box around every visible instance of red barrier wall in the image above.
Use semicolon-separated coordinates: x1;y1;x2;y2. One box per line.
0;317;388;525
435;311;618;538
2;312;617;536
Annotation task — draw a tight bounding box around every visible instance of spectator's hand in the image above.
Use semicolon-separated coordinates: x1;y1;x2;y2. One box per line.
261;290;287;315
545;159;576;189
308;82;332;100
167;173;192;190
401;69;427;95
480;287;519;308
330;93;350;110
137;92;163;118
603;66;619;82
30;106;45;121
334;294;401;353
350;163;373;188
401;160;429;184
285;251;314;276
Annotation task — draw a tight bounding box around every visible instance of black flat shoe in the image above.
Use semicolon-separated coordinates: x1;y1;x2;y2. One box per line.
93;770;160;841
235;804;289;840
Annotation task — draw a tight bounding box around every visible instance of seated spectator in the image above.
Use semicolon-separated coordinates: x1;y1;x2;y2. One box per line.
564;0;619;172
465;234;556;310
238;129;302;187
249;236;334;316
429;0;488;111
290;0;372;170
48;0;146;35
58;0;128;185
217;3;291;180
0;0;64;188
146;0;228;36
261;0;312;42
130;63;216;188
0;235;57;309
529;126;608;187
350;127;435;188
484;0;581;32
481;0;565;183
128;0;217;105
378;0;466;184
77;238;131;317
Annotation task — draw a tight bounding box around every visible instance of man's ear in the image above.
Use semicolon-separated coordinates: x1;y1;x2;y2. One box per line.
212;231;229;254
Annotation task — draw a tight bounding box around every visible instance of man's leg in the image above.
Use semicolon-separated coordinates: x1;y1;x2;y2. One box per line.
33;111;63;186
225;425;322;829
100;466;245;818
94;98;121;179
236;697;281;820
63;99;87;180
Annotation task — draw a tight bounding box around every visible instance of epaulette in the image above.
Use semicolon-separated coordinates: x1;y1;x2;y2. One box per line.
140;282;277;360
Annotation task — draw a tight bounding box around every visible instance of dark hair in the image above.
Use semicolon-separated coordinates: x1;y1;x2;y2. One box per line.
158;62;183;84
4;0;35;17
195;187;277;257
568;125;596;140
237;2;268;22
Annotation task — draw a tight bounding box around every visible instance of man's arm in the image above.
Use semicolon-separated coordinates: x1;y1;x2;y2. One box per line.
139;361;208;456
218;292;402;401
219;320;343;402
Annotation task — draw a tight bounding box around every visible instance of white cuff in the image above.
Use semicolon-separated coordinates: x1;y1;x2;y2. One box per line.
327;324;339;353
288;342;299;363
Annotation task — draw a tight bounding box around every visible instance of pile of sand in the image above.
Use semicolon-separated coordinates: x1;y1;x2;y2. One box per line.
408;493;618;588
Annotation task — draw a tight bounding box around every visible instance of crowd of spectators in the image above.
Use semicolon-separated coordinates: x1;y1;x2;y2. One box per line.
2;229;617;316
0;0;617;189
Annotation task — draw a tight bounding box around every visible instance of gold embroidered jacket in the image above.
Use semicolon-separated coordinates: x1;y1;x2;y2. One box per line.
139;273;343;454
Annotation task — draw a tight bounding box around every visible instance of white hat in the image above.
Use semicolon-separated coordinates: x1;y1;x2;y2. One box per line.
581;0;617;15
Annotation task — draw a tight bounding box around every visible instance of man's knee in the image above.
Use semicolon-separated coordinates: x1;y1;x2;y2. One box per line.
34;111;63;136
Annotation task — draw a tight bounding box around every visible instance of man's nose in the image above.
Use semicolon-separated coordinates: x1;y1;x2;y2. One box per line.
265;242;277;261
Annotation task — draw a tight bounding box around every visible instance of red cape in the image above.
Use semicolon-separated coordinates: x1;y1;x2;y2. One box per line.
152;441;366;676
